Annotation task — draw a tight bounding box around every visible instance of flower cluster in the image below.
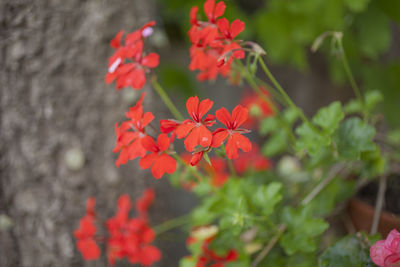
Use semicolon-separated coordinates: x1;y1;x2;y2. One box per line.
106;190;161;266
188;0;245;81
74;189;161;266
74;197;100;260
106;21;159;90
161;96;252;166
370;229;400;267
240;88;275;128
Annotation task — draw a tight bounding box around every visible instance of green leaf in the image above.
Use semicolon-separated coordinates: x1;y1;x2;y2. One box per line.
259;117;279;136
280;206;329;255
312;101;344;134
262;132;287;156
365;90;383;111
336;117;376;159
252;182;283;216
318;235;376;267
296;123;330;156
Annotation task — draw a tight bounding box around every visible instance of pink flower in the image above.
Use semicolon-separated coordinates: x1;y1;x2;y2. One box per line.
370;229;400;267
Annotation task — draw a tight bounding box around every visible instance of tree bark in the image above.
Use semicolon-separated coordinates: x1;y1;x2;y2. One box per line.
0;1;182;266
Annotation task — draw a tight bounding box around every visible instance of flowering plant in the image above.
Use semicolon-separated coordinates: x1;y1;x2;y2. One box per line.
74;0;400;266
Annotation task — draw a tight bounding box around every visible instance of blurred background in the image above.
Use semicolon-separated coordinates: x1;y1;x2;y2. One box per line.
0;0;399;266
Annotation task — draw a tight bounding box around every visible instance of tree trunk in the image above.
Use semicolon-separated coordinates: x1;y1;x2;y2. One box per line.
0;1;184;266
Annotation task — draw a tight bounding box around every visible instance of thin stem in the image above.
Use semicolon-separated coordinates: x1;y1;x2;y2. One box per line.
173;154;205;183
154;214;191;235
301;164;345;206
251;224;286;267
370;174;388;235
151;78;184;121
336;38;365;112
236;59;296;144
258;57;310;125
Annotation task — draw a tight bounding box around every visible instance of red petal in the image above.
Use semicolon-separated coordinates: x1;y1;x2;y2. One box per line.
215;107;232;127
198;125;212;147
176;121;196;139
151;154;176;178
226;133;252;159
190;6;199;25
77;239;100;260
141;21;156;31
198;99;213;119
184;126;201;152
217;18;230;37
186;96;199;120
139;245;162;266
231;105;248;129
110;30;124;49
156;134;170;152
230;19;245;38
126;138;147;159
225;134;239;159
141;136;157;152
160;119;180;133
139;153;157;170
142;112;155;127
190;151;204;166
131;69;146;89
141;53;159;68
214;1;226;18
203;0;215;22
211;129;229;147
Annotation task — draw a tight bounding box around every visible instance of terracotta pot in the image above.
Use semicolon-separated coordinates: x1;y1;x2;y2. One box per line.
348;198;400;237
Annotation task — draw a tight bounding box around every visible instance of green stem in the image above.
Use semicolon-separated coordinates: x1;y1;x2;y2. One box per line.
153;214;191;235
336;38;365;117
151;78;184;121
173;154;205;183
235;60;296;144
258;57;310;125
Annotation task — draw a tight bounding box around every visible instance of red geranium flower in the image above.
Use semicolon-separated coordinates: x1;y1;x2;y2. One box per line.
113;93;154;167
176;96;215;152
139;134;177;179
188;0;245;81
211;105;252;159
106;21;159;90
106;194;161;266
135;188;155;220
233;144;271;174
74;197;100;260
240;88;275;128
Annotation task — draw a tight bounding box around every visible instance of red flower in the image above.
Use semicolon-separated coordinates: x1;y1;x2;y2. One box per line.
135;188;155;220
233;144;271;174
188;0;245;81
74;197;101;260
203;0;226;23
240;88;275;128
106;194;161;266
185;227;238;267
176;96;215;152
113;93;154;167
106;21;159;90
211;105;252;159
139;134;177;179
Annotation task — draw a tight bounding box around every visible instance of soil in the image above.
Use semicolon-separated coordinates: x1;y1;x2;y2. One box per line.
357;176;400;215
